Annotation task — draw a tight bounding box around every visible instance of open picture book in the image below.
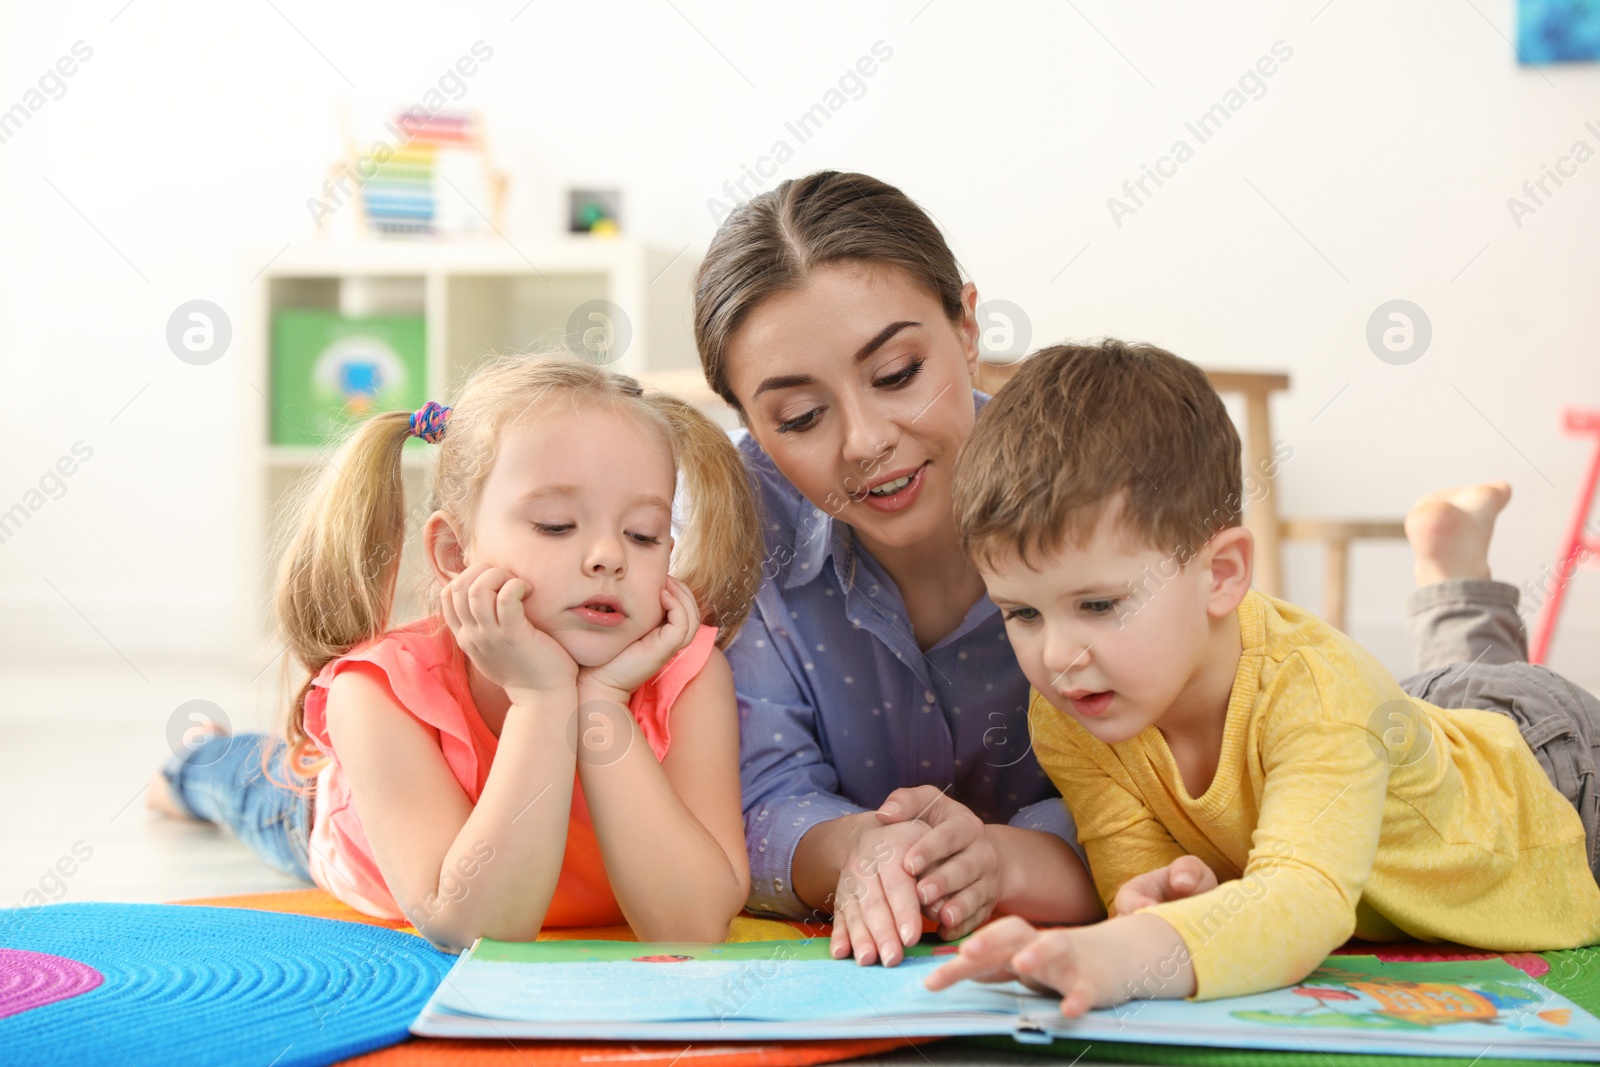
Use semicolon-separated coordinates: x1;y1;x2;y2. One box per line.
410;936;1600;1058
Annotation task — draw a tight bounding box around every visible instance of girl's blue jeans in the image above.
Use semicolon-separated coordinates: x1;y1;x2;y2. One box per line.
161;731;314;883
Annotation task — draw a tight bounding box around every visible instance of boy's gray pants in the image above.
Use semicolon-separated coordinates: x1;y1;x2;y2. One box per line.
1400;579;1600;879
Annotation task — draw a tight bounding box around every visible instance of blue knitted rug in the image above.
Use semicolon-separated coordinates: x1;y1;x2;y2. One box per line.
0;902;454;1067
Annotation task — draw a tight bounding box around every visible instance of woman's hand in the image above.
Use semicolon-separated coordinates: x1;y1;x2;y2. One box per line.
827;818;939;967
875;785;1003;940
1112;855;1218;916
579;576;701;698
442;562;579;703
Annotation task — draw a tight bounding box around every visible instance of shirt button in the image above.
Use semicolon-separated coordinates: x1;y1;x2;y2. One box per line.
925;691;935;703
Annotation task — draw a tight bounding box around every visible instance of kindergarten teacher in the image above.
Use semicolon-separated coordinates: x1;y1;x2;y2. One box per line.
692;171;1100;967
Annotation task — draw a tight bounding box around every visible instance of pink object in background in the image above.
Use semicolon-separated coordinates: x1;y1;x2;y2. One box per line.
0;948;103;1019
1531;408;1600;664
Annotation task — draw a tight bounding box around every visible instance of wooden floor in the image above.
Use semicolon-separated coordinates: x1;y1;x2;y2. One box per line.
1;655;309;907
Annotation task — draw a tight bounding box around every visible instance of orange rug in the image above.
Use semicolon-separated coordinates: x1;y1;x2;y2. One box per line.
175;888;933;1067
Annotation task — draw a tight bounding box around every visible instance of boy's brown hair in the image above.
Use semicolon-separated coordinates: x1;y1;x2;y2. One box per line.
953;339;1243;570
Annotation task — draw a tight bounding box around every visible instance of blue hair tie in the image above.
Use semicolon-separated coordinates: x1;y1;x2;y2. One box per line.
408;401;451;443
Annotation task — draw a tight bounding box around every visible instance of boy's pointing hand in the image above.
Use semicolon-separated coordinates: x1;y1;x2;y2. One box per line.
923;915;1105;1017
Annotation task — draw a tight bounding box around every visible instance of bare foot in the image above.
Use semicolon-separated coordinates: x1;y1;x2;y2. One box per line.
147;723;229;821
146;770;195;820
1404;481;1512;586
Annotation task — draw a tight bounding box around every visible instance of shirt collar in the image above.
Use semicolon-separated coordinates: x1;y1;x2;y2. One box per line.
781;500;848;591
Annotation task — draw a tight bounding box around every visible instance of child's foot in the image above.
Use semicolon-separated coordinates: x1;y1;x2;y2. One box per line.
147;723;229;820
1404;481;1511;587
146;770;194;820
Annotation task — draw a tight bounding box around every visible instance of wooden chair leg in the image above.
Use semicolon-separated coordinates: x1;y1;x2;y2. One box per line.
1243;392;1282;597
1323;538;1349;633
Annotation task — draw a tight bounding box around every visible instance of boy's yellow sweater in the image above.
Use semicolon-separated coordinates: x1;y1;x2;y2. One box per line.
1028;590;1600;1001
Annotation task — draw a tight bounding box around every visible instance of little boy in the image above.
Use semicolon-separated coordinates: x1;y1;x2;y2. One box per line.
926;339;1600;1012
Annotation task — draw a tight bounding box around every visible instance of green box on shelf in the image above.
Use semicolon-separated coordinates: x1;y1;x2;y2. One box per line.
270;310;427;446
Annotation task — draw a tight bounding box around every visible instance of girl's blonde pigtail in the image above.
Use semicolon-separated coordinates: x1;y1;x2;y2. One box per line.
647;394;763;649
272;410;417;782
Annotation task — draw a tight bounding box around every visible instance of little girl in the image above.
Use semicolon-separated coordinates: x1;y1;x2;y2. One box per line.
151;354;764;952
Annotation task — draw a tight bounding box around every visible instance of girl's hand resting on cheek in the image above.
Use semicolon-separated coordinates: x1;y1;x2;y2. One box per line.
443;563;579;703
579;576;700;698
1113;855;1218;916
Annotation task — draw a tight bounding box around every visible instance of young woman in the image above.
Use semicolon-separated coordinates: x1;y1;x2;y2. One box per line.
693;172;1102;967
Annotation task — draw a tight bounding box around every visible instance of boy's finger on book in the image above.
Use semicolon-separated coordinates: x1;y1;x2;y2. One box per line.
925;940;1021;989
922;957;986;990
960;915;1035;961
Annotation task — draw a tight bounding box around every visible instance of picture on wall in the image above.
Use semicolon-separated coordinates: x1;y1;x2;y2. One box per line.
1519;0;1600;62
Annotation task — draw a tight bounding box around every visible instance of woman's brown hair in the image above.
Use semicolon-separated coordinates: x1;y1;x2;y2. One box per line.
693;170;966;412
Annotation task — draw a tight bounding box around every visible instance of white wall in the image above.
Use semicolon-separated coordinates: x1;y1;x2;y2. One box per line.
2;1;1597;683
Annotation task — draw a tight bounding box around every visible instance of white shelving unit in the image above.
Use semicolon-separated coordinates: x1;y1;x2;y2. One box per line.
240;238;725;666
